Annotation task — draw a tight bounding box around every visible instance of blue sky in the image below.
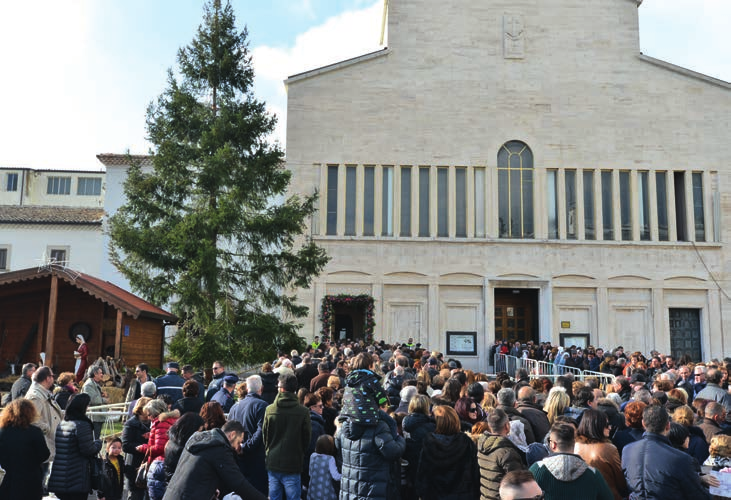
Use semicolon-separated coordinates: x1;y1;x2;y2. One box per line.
0;0;728;171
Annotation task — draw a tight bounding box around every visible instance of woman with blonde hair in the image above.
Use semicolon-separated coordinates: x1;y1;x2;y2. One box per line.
544;388;570;425
672;405;710;464
704;434;731;470
415;405;480;500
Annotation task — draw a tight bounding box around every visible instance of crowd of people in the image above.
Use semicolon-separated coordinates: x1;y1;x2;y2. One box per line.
2;338;731;499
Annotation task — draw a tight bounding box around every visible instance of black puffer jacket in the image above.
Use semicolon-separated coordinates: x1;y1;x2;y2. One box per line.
416;432;480;500
476;434;525;500
122;415;150;480
48;418;102;494
162;428;266;500
336;415;406;500
402;412;436;486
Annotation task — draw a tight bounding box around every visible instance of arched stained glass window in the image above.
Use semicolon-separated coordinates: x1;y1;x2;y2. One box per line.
498;141;534;238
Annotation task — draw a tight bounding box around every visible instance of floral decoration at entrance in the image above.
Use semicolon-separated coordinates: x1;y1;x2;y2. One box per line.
319;294;376;344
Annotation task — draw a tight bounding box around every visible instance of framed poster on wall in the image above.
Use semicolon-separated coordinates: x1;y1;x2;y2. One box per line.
559;333;590;349
446;331;477;356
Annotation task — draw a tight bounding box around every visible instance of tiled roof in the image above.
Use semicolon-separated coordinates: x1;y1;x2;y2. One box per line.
0;206;104;225
96;154;154;167
0;267;177;321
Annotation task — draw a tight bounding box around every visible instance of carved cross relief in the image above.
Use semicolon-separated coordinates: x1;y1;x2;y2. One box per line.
503;14;525;59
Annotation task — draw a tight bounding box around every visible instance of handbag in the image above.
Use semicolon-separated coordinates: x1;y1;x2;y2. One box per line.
135;449;151;489
90;455;104;491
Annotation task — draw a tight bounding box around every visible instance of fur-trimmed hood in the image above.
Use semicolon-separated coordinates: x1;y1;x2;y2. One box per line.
534;453;588;481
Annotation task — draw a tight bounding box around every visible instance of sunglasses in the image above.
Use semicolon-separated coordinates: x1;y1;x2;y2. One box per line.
514;495;544;500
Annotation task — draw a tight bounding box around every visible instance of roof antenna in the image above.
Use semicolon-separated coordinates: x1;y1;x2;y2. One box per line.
380;0;388;45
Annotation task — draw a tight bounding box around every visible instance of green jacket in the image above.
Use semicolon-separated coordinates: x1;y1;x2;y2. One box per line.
263;391;311;474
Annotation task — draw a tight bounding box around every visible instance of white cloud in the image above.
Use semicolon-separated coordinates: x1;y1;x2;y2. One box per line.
251;0;384;149
0;0;97;170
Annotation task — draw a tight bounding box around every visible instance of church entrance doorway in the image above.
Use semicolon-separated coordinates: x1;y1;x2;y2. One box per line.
333;304;365;341
494;288;538;344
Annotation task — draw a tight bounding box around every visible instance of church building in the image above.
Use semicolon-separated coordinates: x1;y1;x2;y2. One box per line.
284;0;730;371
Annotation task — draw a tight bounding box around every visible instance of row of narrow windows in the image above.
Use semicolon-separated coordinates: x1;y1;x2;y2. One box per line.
321;141;712;243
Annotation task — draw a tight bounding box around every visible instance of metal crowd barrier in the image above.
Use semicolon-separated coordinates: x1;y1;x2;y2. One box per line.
87;402;130;440
493;353;616;389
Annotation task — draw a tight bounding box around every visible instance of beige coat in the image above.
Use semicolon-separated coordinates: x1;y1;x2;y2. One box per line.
25;381;64;462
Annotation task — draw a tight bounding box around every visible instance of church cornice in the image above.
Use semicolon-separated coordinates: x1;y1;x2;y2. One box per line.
639;54;730;90
285;48;390;85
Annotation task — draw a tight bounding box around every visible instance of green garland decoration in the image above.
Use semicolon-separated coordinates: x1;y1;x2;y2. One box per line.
319;294;376;344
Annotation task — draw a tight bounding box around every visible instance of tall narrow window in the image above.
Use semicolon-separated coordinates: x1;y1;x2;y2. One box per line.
326;166;338;235
674;172;687;241
455;168;467;237
363;166;375;236
638;171;650;240
400;166;412;236
6;173;18;192
474;168;486;238
656;172;668;241
619;171;631;240
565;170;577;240
0;247;8;271
418;167;430;237
382;166;394;236
547;170;558;239
437;167;448;237
693;172;705;242
344;166;356;236
498;141;534;238
601;171;614;240
583;170;595;240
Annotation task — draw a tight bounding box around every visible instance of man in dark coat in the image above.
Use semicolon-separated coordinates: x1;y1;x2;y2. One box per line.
206;360;229;402
622;405;711;499
2;362;36;406
496;388;536;444
515;386;550;442
162;420;266;500
295;354;319;390
263;373;311;500
155;361;185;401
211;375;238;413
309;362;332;392
228;374;269;496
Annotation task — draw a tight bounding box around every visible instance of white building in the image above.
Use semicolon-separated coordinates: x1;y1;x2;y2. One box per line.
284;0;731;370
0;167;105;275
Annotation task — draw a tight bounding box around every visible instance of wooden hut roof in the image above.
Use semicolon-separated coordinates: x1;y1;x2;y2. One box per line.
0;266;176;322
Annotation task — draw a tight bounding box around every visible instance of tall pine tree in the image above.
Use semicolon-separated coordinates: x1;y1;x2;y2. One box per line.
109;0;328;366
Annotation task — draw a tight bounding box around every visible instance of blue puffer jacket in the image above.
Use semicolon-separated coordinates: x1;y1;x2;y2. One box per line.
621;433;711;500
48;418;102;494
147;457;167;500
336;414;405;500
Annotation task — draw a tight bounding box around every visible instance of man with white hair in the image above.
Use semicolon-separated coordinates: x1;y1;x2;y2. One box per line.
228;374;269;496
395;385;418;414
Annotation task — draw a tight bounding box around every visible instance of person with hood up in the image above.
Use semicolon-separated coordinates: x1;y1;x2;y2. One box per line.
477;408;526;500
415;405;479;500
340;352;389;425
336;398;405;500
530;422;613;500
162;420;266;500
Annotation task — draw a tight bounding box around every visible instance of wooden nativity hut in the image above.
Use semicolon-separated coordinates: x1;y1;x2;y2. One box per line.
0;266;176;374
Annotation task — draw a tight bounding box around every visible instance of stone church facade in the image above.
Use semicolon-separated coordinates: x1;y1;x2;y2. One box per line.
285;0;730;371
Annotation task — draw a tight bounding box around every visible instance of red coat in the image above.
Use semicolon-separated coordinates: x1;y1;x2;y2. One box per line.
138;411;178;462
74;342;88;383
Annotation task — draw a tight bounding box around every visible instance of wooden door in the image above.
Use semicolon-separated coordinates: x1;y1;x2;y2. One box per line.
494;291;535;343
